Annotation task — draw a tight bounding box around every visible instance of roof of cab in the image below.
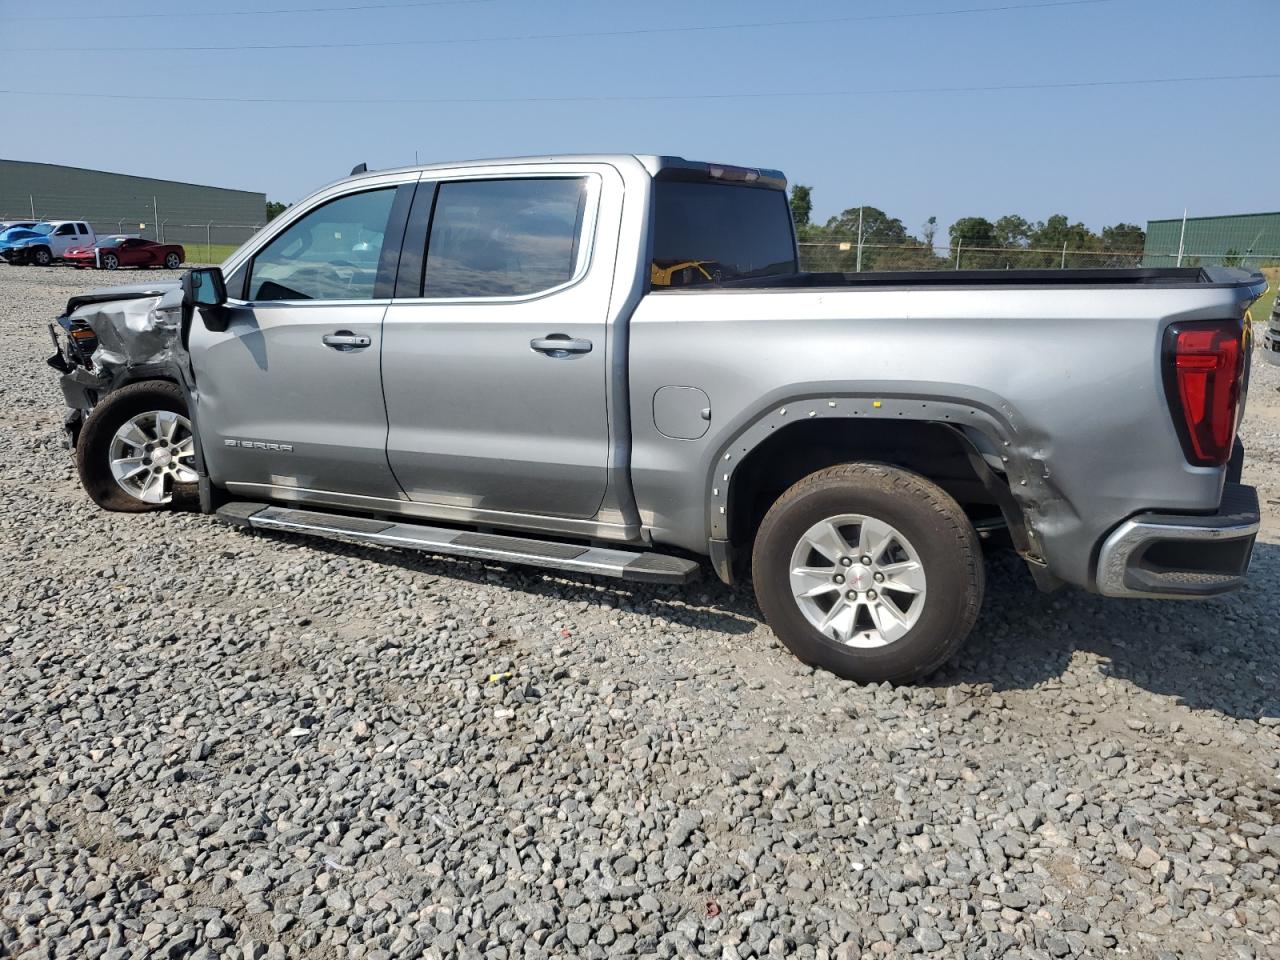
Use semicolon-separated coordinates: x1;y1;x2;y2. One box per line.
335;154;787;191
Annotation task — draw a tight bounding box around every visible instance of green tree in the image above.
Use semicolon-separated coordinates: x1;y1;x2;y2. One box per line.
1028;214;1100;267
265;200;289;221
789;185;813;227
993;214;1032;251
949;216;998;268
1099;222;1146;266
921;216;938;252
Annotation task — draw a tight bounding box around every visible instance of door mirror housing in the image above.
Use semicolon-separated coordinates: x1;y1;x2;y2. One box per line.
181;266;230;332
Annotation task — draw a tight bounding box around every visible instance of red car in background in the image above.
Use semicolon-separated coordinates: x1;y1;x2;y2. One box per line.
65;236;185;270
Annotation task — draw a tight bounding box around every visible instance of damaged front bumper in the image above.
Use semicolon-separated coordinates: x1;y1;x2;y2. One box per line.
46;280;184;447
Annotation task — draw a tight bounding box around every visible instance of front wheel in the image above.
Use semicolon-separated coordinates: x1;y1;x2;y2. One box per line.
76;381;198;512
31;246;52;266
101;253;119;270
752;463;984;684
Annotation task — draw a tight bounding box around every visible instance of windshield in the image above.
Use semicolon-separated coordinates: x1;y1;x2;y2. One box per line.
0;228;39;241
651;180;797;286
32;223;55;235
96;237;127;248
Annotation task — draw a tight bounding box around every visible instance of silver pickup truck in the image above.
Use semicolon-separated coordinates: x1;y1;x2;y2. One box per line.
47;154;1265;683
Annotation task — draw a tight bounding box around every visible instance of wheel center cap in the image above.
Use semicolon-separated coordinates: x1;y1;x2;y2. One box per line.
152;449;172;467
850;567;874;590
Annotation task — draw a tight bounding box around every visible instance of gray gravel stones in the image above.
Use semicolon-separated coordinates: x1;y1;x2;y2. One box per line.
1;266;1279;959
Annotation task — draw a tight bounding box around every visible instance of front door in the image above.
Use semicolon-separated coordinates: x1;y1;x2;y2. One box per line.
381;172;617;520
191;185;406;500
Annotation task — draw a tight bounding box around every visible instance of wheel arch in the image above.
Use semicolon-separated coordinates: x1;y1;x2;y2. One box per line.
705;388;1049;584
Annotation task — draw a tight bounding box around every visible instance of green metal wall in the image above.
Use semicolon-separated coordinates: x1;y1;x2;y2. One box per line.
1143;211;1280;268
0;159;266;247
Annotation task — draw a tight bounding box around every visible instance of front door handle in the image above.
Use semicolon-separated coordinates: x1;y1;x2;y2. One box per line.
323;331;372;350
530;334;592;357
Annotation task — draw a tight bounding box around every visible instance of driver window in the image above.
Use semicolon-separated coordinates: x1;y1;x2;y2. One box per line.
247;188;396;302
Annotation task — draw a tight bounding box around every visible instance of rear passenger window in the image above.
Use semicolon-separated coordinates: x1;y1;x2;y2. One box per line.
247;188;396;302
423;178;588;298
79;223;89;234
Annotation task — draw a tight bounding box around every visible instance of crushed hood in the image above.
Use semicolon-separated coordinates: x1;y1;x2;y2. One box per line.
66;281;185;376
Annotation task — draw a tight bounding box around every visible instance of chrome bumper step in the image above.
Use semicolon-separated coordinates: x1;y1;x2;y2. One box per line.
215;502;701;584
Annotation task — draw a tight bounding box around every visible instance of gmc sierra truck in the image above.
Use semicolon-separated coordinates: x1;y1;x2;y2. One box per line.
47;155;1265;683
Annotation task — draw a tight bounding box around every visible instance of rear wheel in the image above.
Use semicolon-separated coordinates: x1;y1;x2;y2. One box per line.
101;253;119;270
752;462;983;683
76;381;198;512
164;252;182;269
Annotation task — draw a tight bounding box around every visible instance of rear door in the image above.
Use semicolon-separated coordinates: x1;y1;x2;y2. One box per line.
381;166;620;520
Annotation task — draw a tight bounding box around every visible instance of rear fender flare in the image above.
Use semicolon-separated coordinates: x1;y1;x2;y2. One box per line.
705;382;1052;554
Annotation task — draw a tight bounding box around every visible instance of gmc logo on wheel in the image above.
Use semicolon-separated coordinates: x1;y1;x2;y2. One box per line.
224;439;294;452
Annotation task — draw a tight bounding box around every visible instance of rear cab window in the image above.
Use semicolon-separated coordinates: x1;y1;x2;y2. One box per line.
650;179;797;288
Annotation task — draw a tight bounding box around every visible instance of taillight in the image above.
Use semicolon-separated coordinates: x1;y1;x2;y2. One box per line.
1162;320;1245;466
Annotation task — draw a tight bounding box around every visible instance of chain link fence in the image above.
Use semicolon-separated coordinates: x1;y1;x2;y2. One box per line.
798;239;1280;273
2;195;266;263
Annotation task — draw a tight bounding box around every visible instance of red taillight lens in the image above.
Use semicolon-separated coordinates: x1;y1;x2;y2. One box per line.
1163;321;1244;466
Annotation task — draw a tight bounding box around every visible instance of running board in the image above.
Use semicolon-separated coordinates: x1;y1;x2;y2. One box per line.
215;502;701;584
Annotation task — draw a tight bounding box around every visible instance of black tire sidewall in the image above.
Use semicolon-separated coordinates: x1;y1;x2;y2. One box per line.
76;382;196;513
753;468;981;683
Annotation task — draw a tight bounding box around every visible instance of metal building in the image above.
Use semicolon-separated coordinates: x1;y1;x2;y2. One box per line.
1143;211;1280;269
0;159;265;249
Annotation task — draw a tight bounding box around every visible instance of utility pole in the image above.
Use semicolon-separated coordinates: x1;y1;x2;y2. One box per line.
855;206;864;273
1176;208;1187;267
955;237;963;270
29;195;35;218
1061;240;1068;269
153;196;160;241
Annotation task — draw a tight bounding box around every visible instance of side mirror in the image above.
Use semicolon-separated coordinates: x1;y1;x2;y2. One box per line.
181;266;229;332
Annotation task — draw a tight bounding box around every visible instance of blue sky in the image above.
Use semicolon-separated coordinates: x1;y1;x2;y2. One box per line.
1;0;1277;237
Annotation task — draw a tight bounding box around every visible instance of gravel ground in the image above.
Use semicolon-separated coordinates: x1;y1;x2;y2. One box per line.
2;265;1279;960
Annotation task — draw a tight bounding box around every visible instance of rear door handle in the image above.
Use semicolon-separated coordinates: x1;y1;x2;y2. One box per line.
530;335;592;356
322;331;372;350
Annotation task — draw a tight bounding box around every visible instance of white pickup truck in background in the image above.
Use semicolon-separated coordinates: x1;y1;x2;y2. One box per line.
3;220;97;265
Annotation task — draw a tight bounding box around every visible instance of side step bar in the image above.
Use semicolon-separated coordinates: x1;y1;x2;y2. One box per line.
215;503;701;585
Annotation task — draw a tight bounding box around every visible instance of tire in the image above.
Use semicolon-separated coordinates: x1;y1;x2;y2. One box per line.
101;253;119;270
76;381;199;512
751;462;983;684
31;246;52;266
164;252;182;269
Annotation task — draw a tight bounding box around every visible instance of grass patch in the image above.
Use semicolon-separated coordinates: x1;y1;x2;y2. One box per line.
186;243;242;266
1253;266;1279;324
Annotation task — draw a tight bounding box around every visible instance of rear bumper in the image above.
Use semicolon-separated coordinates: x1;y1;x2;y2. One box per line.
1095;483;1260;598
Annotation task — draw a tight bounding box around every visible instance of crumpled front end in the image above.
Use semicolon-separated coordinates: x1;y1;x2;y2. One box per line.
46;282;183;448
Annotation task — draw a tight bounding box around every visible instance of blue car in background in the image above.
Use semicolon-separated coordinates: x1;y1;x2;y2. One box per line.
0;227;46;265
